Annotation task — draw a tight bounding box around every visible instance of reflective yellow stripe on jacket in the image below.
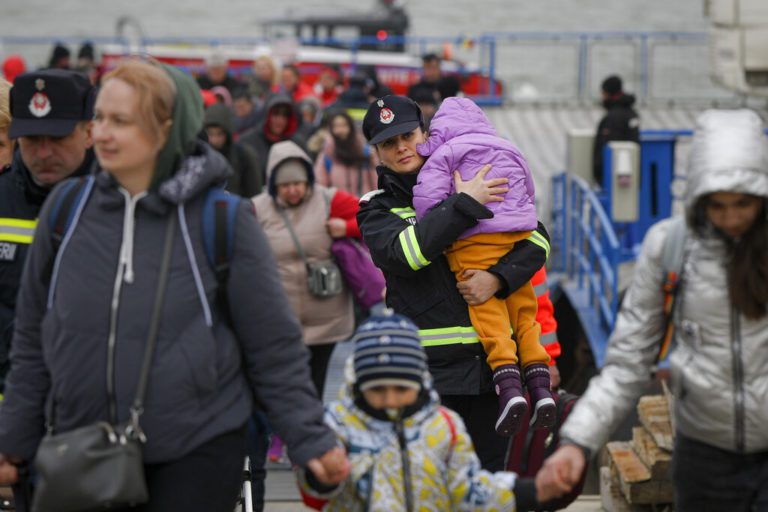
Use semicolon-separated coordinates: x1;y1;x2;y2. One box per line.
398;225;430;270
0;218;38;244
527;230;550;260
419;325;515;346
390;207;416;220
419;326;480;346
347;108;368;122
390;207;430;270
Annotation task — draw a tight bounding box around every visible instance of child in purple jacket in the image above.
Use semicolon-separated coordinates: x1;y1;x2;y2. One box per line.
413;97;555;437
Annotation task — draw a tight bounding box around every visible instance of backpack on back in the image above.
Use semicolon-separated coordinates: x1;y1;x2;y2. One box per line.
47;176;240;287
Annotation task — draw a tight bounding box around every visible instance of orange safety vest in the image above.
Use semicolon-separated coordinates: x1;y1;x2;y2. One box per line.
532;266;560;365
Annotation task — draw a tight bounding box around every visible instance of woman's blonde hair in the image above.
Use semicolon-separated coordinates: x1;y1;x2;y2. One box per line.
254;55;278;86
101;59;176;143
0;78;12;134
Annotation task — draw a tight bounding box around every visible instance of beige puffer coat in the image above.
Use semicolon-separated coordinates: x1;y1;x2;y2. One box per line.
252;140;354;346
561;109;768;454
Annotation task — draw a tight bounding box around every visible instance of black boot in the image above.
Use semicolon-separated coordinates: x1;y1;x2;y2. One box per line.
524;363;556;430
492;364;528;436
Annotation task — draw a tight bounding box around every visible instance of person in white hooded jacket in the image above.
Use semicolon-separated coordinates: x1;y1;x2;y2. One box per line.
538;109;768;511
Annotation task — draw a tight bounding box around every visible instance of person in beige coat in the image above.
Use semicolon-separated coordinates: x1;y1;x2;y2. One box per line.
252;139;362;398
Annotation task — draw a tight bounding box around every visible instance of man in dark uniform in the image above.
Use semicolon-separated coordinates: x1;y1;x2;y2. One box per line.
0;70;95;397
592;75;640;188
357;95;549;472
0;69;94;509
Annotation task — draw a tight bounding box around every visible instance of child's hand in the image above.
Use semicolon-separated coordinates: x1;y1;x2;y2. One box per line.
307;446;351;486
453;165;508;205
534;444;585;502
325;218;348;239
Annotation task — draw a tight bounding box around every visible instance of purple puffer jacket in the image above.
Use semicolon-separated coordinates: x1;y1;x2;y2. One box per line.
413;97;537;238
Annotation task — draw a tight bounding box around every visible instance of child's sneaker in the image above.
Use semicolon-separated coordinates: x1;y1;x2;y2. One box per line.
493;364;528;436
524;363;556;430
267;433;286;463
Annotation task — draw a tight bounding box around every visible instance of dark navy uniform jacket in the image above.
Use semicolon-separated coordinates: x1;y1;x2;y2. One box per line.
0;149;93;393
356;166;550;396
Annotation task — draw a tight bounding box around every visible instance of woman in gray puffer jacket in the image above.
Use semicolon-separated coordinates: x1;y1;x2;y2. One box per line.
539;109;768;511
0;60;348;510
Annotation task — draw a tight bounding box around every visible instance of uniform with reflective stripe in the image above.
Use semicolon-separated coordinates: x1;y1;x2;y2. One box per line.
357;166;552;395
0;218;38;244
526;230;550;259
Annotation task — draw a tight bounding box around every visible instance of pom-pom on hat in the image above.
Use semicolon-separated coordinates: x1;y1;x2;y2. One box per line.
353;311;427;392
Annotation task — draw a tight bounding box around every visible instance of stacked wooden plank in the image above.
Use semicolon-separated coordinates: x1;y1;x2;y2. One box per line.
600;393;675;511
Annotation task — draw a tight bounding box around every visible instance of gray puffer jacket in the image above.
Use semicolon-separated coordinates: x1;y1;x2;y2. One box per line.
0;143;336;465
562;109;768;454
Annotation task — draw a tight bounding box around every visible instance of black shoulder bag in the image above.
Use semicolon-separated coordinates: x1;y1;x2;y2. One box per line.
32;214;176;512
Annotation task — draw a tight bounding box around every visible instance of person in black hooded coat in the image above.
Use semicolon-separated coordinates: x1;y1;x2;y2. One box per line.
592;75;640;188
238;91;310;191
203;102;263;196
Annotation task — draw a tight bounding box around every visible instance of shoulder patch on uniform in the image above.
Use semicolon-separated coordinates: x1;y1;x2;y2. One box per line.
0;242;18;261
359;189;385;205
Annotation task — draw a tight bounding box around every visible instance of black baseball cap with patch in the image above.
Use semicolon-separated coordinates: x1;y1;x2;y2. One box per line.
8;69;95;139
362;95;425;145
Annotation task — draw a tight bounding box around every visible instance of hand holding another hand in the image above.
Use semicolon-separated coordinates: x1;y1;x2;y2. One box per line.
534;444;585;502
306;446;351;486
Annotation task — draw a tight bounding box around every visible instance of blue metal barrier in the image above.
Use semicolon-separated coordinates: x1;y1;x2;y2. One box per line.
551;173;620;368
550;172;568;274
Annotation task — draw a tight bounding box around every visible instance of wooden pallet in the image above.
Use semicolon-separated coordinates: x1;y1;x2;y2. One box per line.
601;391;676;508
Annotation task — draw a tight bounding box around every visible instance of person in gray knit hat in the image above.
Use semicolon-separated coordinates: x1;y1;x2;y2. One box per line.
297;310;559;510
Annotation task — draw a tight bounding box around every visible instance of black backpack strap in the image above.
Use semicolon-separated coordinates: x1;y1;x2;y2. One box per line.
49;177;90;251
202;187;240;316
213;197;231;285
42;176;92;286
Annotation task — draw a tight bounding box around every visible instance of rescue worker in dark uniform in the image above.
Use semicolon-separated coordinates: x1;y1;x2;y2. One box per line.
357;95;549;471
0;69;95;395
0;69;94;510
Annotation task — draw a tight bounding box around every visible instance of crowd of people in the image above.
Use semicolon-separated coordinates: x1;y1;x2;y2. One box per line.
0;40;766;512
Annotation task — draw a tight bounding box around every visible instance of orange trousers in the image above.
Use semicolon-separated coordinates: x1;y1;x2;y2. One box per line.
445;231;550;371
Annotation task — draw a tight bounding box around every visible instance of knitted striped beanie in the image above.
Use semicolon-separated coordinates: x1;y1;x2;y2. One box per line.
353;312;427;392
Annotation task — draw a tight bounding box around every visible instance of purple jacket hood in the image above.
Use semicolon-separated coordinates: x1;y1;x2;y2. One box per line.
417;97;498;156
413;97;537;237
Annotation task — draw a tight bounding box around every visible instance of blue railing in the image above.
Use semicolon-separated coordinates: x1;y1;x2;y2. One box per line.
568;176;620;330
551;172;620;367
550;172;568;274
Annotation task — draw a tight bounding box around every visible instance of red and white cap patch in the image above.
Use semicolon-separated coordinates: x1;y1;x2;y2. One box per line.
29;93;51;118
379;107;394;124
29;79;51;118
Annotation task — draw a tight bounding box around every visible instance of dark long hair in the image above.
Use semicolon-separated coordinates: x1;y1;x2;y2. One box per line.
329;111;366;167
727;204;768;319
695;196;768;319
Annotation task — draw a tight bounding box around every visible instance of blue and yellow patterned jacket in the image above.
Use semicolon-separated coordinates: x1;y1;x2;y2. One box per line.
297;358;534;511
